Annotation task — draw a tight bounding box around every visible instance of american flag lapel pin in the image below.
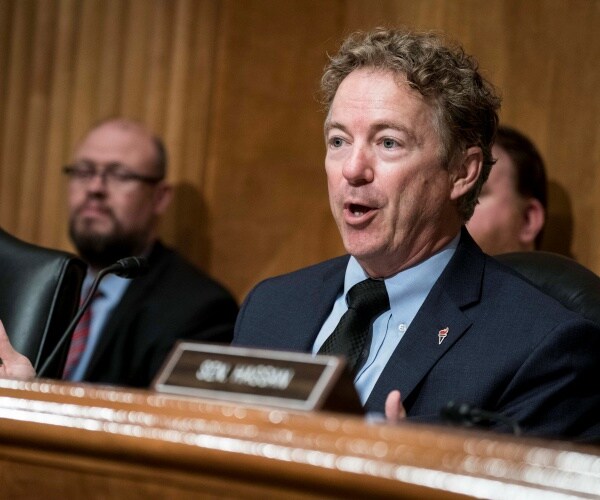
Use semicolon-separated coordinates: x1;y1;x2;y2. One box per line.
438;327;449;345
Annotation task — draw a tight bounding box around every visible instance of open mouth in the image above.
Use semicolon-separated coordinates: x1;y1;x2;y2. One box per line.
343;202;378;225
348;203;373;216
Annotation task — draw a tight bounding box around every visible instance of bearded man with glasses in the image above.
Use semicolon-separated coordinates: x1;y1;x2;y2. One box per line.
61;118;238;387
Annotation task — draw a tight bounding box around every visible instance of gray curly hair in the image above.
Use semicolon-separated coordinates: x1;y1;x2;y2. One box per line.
321;28;501;221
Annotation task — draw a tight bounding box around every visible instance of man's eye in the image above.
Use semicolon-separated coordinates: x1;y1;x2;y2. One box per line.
111;171;130;180
329;137;345;148
382;138;399;149
72;168;96;179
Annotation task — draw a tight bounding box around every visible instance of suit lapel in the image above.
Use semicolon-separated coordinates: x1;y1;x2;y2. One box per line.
295;257;348;351
365;229;485;413
83;242;165;378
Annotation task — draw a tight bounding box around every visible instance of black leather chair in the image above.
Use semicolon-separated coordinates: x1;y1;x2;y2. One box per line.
0;228;86;378
496;251;600;327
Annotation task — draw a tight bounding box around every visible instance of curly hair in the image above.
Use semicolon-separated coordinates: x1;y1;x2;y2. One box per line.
321;28;501;220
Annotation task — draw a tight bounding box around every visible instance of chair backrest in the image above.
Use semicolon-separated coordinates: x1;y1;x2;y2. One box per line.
0;228;86;377
496;251;600;327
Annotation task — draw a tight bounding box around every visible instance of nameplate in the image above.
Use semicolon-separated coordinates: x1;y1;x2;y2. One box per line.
152;342;363;414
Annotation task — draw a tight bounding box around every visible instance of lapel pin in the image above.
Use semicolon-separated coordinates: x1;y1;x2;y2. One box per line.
438;327;449;345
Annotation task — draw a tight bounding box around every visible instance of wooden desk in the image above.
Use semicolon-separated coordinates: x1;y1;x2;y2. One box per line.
0;378;597;498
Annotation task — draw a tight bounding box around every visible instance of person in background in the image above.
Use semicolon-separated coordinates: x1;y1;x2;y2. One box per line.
61;118;238;387
233;28;599;441
467;125;547;254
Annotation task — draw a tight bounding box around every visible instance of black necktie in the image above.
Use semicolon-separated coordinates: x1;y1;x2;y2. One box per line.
318;278;390;375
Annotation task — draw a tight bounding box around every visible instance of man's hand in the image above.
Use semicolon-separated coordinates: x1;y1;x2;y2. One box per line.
0;320;36;380
385;389;407;423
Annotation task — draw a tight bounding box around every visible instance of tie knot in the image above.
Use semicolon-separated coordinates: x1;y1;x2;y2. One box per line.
346;278;389;317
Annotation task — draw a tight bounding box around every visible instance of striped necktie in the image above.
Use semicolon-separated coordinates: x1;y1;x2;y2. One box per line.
62;291;101;379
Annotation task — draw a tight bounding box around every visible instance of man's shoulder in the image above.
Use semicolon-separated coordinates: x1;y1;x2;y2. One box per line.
250;255;349;292
237;254;348;321
151;241;224;283
234;255;348;347
104;241;237;337
137;241;236;301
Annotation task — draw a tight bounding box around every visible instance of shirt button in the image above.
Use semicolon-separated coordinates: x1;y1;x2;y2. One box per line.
398;323;406;333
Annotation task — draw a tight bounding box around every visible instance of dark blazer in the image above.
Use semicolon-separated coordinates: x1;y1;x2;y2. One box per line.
83;241;238;387
234;229;600;441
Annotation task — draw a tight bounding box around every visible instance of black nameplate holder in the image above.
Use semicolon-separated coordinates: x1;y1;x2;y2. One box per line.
152;342;363;415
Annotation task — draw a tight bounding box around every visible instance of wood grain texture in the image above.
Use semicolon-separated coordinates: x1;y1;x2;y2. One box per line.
0;378;598;498
0;0;599;302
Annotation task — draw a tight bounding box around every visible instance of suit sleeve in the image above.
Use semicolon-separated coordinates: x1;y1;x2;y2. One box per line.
496;317;600;442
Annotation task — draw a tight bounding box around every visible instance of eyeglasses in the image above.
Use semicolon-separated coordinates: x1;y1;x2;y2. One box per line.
62;163;164;187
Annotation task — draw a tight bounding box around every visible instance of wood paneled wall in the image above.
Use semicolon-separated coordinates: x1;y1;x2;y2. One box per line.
1;0;599;301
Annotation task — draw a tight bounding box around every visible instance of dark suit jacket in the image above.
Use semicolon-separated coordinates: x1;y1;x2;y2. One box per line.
83;241;238;387
234;229;600;441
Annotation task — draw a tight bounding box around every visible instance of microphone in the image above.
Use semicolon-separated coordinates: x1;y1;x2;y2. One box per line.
103;256;149;279
440;401;522;436
36;257;149;378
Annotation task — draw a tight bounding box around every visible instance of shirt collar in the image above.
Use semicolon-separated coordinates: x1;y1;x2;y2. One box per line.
344;232;460;308
82;271;132;303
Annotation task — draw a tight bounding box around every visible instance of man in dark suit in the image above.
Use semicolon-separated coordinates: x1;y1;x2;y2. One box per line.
62;118;238;387
233;28;599;441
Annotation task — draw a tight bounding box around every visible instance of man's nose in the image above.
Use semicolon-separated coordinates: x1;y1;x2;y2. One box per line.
342;144;374;185
85;171;109;192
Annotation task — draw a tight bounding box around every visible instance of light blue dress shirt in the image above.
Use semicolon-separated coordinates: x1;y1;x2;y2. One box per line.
67;273;132;381
312;233;460;404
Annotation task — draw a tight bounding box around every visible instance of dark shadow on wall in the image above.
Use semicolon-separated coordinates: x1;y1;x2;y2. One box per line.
160;182;211;271
540;180;574;259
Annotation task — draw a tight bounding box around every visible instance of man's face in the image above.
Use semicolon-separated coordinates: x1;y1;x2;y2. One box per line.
325;69;463;277
67;123;169;268
467;144;527;254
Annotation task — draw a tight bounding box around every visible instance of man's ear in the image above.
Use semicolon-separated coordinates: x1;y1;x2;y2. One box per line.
153;181;173;216
519;198;546;248
450;146;483;201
